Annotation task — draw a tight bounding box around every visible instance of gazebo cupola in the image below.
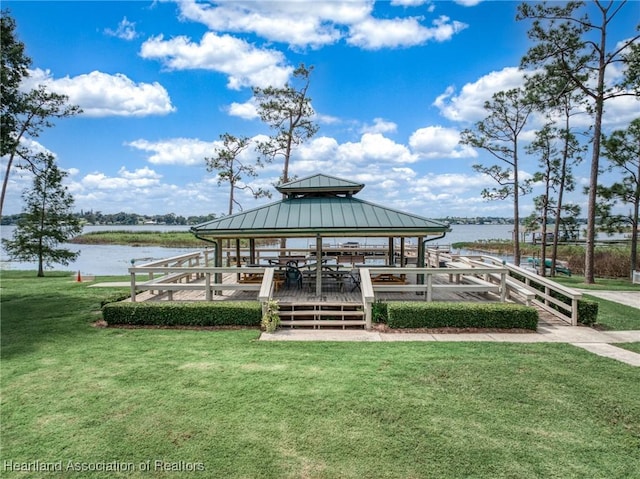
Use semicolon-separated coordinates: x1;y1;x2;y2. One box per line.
276;174;364;199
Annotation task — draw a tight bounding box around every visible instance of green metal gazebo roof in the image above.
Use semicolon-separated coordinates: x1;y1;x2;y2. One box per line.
276;173;364;197
191;174;450;239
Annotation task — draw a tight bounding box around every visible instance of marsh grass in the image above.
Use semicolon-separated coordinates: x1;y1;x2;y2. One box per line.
2;271;639;478
69;231;208;248
454;242;634;278
70;231;278;248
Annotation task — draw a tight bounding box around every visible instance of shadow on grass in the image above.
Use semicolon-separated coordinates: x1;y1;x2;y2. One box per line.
1;271;129;359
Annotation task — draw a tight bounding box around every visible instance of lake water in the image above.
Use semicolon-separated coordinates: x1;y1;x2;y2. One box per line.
0;223;620;276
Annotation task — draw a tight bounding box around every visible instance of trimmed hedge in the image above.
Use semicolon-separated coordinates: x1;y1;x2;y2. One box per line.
372;301;388;323
102;301;262;327
386;302;538;330
577;298;599;326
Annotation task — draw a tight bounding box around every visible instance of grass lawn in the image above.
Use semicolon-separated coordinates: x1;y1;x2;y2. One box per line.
553;275;640;292
617;343;640;354
584;294;640;331
2;271;639;478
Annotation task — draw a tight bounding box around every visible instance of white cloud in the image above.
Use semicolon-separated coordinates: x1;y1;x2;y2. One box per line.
409;126;477;159
412;172;492;195
177;0;355;50
454;0;483;6
66;166;200;214
81;167;162;190
24;69;175;117
127;138;219;166
227;99;259;120
139;32;293;89
433;66;525;122
177;0;466;51
104;17;139;41
391;0;430;6
360;118;398;134
348;15;467;49
314;113;342;125
227;97;337;125
338;133;419;164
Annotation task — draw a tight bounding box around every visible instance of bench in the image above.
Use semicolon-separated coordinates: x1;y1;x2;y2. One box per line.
239;272;264;283
371;273;407;284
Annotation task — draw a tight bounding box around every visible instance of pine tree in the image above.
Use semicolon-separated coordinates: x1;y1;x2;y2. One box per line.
2;154;82;276
253;64;318;185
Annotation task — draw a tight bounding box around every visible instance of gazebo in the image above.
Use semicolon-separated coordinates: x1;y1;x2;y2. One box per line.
190;173;451;294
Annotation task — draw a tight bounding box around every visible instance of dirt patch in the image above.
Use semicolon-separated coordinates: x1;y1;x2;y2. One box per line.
96;322;261;332
372;323;536;334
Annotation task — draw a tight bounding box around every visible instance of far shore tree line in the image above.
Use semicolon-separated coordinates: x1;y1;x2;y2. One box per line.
1;211;216;227
1;3;639;279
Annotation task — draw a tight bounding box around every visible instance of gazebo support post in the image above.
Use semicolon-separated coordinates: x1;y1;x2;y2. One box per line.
400;238;406;267
249;239;256;265
316;234;322;296
417;236;425;287
235;238;242;282
214;239;223;295
388;237;394;266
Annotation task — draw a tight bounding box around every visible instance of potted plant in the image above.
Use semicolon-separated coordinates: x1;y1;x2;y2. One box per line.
261;298;280;333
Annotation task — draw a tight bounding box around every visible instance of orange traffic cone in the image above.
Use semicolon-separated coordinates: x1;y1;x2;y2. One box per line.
76;271;82;282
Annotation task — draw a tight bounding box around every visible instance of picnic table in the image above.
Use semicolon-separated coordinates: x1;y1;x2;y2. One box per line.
371;272;407;284
303;264;359;292
239;269;285;291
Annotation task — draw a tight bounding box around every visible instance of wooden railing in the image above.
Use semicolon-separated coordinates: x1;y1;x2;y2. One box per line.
359;266;508;328
476;255;582;326
359;268;375;330
129;251;263;301
127;248;583;327
427;248;583;325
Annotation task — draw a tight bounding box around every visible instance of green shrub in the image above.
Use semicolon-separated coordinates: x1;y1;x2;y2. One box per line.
577;298;599;326
387;302;538;330
100;293;133;308
372;301;388;323
102;301;261;327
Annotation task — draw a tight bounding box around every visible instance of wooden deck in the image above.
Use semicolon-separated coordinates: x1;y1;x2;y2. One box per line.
131;273;502;305
125;250;582;327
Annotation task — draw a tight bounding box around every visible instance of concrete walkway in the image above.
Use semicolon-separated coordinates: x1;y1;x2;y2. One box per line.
261;288;640;366
260;325;640;367
576;289;640;309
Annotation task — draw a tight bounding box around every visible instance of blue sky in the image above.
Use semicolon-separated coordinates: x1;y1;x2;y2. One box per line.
3;0;639;218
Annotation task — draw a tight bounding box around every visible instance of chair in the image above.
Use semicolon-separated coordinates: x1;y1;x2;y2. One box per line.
350;268;361;292
285;265;302;289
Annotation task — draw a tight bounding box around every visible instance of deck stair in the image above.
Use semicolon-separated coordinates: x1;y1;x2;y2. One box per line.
278;302;365;329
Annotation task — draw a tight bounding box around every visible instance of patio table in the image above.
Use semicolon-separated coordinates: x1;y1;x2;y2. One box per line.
303;265;356;292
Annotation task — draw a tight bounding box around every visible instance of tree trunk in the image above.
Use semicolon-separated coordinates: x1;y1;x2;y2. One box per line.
540;195;549;277
0;151;16;218
631;199;639;278
585;19;609;285
513;170;521;266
